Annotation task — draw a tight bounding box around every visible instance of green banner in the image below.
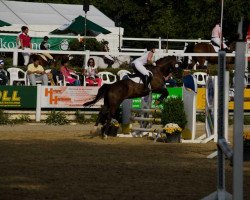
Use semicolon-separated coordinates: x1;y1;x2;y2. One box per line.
0;35;74;50
132;87;183;109
0;86;37;108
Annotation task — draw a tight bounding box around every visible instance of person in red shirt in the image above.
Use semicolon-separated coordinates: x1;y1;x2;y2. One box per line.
19;26;32;66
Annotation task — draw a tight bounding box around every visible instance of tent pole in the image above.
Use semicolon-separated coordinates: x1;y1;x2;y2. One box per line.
84;11;87;51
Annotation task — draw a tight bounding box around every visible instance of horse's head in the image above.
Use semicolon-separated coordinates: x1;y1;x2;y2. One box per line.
155;56;179;75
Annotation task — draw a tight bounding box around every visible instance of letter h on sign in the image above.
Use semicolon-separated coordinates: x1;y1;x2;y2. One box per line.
45;88;58;105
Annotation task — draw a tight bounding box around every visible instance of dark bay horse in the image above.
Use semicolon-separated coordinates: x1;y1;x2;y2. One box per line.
83;56;178;136
183;41;235;69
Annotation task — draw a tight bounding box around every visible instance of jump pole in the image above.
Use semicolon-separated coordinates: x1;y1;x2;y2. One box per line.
202;42;245;200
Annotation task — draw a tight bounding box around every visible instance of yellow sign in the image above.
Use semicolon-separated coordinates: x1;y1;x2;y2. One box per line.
0;90;21;106
196;88;206;110
196;88;250;110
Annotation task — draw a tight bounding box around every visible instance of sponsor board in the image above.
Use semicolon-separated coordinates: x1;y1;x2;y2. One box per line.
0;86;37;108
40;86;103;108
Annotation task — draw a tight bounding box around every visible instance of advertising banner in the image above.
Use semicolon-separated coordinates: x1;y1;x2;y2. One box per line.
40;86;103;108
0;86;37;108
0;35;74;50
196;88;250;110
132;87;183;109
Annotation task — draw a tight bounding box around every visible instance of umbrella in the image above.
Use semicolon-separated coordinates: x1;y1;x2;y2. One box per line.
0;19;11;27
50;15;111;35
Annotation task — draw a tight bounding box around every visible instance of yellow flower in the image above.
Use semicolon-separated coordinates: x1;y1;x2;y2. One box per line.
163;123;182;135
243;131;250;140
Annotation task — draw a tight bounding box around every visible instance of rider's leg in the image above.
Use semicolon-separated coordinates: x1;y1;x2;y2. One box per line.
211;38;221;48
133;62;150;88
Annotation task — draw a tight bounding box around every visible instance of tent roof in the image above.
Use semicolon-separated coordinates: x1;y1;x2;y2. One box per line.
0;0;115;28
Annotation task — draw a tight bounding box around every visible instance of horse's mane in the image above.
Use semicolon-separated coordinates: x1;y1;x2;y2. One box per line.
155;55;176;64
145;56;175;75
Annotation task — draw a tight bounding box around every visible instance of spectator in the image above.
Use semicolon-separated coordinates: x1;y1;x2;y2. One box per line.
164;72;177;87
83;58;102;86
101;40;114;67
0;59;8;85
40;36;54;63
27;55;48;86
60;58;81;86
19;26;32;66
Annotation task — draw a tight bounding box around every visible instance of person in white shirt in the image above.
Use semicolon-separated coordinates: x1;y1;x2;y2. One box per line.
132;46;156;88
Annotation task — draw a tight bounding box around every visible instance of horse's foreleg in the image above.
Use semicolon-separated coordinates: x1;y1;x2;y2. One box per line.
154;86;169;105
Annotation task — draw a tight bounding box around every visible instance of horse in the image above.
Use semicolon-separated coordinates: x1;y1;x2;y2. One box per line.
83;56;178;137
183;41;236;69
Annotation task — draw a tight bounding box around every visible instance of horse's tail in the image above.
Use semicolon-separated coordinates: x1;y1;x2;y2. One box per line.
83;84;110;107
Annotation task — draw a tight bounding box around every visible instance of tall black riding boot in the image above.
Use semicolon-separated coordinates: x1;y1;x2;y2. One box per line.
144;75;149;88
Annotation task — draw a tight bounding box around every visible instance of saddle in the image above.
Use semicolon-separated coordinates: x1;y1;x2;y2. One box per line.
127;63;152;87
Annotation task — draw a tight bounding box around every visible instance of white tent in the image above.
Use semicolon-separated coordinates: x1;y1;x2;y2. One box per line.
0;0;115;33
0;0;123;51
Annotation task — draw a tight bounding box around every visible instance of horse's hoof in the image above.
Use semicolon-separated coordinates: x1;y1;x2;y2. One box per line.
154;100;160;105
103;134;108;140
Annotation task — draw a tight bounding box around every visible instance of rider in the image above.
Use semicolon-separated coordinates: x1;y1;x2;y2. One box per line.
132;45;156;88
211;21;229;51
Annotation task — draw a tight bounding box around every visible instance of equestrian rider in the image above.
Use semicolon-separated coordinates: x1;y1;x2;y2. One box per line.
211;21;229;51
132;46;156;88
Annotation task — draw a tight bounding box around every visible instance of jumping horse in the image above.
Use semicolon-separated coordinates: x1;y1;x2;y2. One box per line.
83;56;178;137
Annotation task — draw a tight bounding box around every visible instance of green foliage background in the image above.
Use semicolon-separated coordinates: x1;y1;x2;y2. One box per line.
20;0;250;40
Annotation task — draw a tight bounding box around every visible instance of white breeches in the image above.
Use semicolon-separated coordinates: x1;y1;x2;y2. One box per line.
22;47;31;66
133;61;149;76
211;38;228;49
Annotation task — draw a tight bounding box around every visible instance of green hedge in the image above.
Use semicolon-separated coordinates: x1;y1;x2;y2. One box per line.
161;97;187;129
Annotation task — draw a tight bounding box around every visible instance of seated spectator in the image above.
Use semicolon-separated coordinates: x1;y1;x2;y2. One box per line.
83;58;102;86
51;68;63;85
164;72;177;87
60;58;81;86
0;59;8;85
27;55;48;85
40;36;54;63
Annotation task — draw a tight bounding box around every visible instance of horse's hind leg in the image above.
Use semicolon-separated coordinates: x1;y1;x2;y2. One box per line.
102;114;112;139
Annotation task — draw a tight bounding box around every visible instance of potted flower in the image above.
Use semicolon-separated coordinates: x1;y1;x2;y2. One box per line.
163;123;182;143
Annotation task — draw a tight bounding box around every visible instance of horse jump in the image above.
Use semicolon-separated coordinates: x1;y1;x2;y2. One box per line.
202;43;245;199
